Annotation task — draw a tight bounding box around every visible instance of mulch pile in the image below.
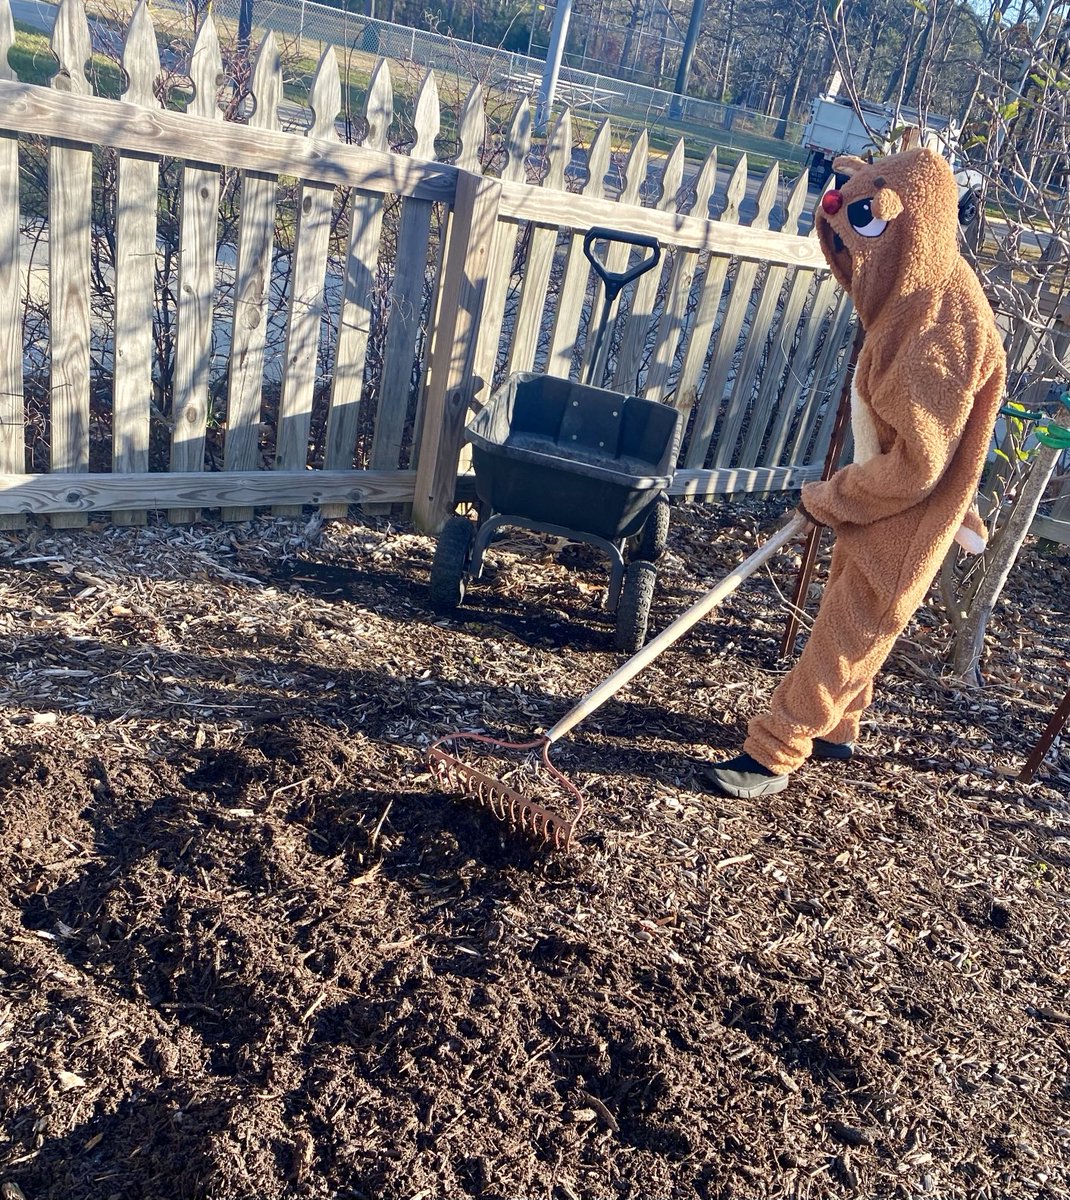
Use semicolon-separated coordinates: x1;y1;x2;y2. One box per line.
0;499;1067;1200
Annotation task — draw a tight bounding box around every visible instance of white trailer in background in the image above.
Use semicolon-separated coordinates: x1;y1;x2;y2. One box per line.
802;91;980;225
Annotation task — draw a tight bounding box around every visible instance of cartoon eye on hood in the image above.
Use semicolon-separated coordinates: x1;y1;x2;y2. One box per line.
847;197;887;238
815;148;963;325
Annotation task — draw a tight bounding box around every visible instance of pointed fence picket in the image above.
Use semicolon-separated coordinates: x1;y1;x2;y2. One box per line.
470;97;529;399
665;154;749;425
223;32;284;522
411;79;486;470
319;56;393;518
545;118;613;381
49;0;94;529
583;130;648;388
731;170;812;468
273;47;341;517
0;0;883;533
112;0;162;527
366;69;441;495
610;137;684;395
168;16;224;524
505;108;570;378
0;0;22;531
685;162;781;471
644;146;719;406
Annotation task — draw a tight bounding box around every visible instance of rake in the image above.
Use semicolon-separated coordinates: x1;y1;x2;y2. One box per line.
427;512;807;850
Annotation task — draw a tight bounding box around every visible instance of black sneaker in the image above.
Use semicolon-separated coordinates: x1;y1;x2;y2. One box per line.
700;753;790;799
812;738;854;762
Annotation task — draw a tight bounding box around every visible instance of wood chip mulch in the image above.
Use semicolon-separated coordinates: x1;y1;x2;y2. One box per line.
0;498;1067;1200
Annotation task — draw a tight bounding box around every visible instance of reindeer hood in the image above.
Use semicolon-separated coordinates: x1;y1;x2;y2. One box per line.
813;147;961;327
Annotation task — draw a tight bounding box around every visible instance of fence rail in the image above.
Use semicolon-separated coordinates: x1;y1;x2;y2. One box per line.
0;0;855;533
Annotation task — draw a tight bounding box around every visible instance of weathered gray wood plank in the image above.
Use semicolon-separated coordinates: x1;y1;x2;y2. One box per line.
273;47;340;516
785;296;855;464
0;469;418;514
771;271;840;464
320;57;393;518
111;0;161;526
223;33;282;522
505;108;570;376
745;268;819;470
611;137;684;394
169;17;223;522
0;79;456;202
546;118;612;380
412;170;501;532
721;169;811;468
644;146;718;405
367;70;440;499
671;155;748;436
685;162;779;470
668;463;821;498
747;189;828;471
0;0;23;529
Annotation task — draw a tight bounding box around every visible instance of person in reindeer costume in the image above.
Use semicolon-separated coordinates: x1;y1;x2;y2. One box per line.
705;146;1006;799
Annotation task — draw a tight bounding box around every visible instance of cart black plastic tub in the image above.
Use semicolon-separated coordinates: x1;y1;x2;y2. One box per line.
466;373;679;542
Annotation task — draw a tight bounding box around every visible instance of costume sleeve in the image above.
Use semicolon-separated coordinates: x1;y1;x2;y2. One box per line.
800;346;980;529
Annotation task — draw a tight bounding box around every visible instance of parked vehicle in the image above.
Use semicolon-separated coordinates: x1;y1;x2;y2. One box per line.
802;92;981;225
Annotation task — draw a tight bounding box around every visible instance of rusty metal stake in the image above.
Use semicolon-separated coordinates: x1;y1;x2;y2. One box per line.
1019;684;1070;783
780;322;864;659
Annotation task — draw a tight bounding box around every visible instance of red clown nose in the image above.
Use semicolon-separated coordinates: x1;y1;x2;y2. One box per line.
822;190;844;215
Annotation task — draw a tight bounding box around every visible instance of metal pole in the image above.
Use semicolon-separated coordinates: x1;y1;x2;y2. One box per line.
536;0;573;133
668;0;705;119
237;0;253;55
527;0;536;59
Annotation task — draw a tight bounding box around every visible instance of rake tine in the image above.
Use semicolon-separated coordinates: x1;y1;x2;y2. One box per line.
426;514;808;853
426;730;582;850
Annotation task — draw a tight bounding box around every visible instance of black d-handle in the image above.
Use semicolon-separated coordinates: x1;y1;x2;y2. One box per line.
583;227;662;303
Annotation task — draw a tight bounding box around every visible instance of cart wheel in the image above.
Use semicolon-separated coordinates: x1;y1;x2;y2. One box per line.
633;496;670;563
429;516;475;612
615;560;657;653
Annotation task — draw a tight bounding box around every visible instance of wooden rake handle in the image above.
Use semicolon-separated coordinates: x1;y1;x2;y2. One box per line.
545;513;809;745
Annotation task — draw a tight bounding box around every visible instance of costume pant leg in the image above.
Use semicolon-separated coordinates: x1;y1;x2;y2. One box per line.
825;678;873;744
744;521;936;774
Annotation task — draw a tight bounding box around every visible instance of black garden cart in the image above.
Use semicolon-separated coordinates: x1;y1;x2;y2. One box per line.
429;228;680;653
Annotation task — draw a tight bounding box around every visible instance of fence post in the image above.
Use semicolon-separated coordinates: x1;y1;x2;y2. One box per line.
412;169;501;534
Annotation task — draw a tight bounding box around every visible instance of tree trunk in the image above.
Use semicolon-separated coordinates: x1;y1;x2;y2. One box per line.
775;0;823;137
950;409;1069;683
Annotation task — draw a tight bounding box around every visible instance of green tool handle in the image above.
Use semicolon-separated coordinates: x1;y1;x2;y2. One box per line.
545;513;809;745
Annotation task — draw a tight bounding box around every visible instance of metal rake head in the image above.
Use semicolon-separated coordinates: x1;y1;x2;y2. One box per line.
426;731;585;851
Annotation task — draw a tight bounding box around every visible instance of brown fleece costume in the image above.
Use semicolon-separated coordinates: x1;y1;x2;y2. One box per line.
744;147;1006;775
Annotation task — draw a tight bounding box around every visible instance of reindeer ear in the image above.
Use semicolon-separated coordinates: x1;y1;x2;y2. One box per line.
832;154;868;176
872;187;904;221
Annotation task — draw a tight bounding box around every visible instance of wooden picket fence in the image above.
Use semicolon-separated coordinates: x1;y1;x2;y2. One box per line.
0;0;854;533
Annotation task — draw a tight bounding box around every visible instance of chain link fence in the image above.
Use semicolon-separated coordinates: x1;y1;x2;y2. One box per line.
153;0;805;160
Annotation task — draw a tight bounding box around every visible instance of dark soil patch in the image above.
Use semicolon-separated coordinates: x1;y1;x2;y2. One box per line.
1;501;1068;1199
